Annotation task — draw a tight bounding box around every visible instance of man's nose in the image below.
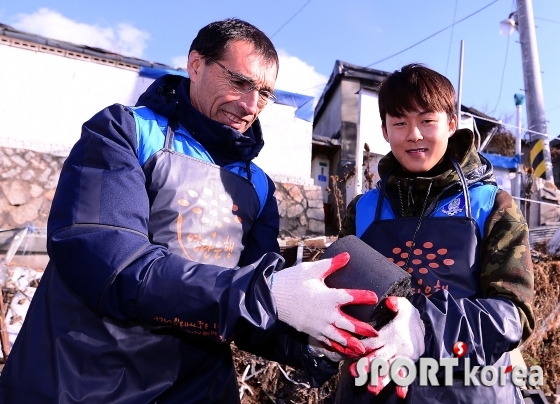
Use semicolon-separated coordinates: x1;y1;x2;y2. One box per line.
407;126;423;142
238;90;259;115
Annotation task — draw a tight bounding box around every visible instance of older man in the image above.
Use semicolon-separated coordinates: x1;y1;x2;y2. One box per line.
0;19;378;403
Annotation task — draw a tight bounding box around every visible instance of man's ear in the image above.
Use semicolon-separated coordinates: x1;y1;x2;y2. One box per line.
448;114;458;137
186;50;203;82
382;125;389;142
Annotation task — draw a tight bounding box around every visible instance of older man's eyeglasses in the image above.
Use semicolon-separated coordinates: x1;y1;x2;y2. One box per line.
205;56;277;105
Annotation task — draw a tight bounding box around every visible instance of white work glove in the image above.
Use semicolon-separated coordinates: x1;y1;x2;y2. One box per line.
307;336;344;362
271;252;379;358
349;296;425;399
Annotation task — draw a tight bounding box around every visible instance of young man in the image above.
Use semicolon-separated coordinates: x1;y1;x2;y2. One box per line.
0;19;378;403
336;64;534;403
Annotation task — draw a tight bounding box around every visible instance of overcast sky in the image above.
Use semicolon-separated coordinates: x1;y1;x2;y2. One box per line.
1;0;559;138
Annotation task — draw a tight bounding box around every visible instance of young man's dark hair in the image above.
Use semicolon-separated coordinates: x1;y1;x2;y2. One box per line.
189;18;279;69
377;63;456;127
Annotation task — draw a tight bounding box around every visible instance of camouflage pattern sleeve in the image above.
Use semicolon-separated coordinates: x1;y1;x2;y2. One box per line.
338;194;363;238
479;189;535;342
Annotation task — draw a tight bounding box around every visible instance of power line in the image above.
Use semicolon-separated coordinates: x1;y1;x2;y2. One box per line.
299;82;329;92
270;0;312;38
445;0;459;76
301;0;494;94
464;111;550;138
365;0;499;68
490;35;510;116
535;16;560;25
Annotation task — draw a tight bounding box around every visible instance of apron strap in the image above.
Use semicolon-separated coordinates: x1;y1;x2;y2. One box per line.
447;155;472;218
374;155;473;220
164;119;179;150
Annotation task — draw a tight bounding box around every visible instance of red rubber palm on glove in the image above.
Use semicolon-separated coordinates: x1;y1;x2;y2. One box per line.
272;252;379;358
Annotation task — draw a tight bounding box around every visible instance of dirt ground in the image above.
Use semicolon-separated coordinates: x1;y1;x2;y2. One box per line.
232;344;339;404
233;244;560;402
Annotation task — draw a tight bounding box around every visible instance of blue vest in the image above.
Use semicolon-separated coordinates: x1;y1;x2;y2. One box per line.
356;182;498;240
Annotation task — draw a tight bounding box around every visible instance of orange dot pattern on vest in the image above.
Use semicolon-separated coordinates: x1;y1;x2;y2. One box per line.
386;240;454;297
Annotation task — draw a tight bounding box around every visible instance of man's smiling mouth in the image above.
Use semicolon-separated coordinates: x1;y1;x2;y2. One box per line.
223;110;246;124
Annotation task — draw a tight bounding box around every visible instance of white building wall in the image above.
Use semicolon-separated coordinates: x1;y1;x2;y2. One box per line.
0;40;314;184
357;90;388;157
255;103;313;185
0;42;154;155
343;89;388;203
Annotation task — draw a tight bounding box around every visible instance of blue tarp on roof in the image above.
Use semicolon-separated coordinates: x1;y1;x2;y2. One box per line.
273;90;314;122
138;67;315;122
139;66;189;79
480;152;520;169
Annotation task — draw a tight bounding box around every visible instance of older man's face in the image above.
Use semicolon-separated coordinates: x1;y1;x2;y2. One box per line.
187;40;278;133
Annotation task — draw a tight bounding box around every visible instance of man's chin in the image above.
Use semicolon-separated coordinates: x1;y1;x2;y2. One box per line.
228;123;248;133
218;117;248;133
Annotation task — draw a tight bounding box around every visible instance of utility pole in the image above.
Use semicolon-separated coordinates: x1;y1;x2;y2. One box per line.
516;0;553;181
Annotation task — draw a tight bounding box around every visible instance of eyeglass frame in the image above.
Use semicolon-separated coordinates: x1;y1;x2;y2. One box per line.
204;55;278;105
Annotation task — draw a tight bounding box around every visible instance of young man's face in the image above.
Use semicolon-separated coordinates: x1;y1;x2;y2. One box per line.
187;40;278;133
382;110;457;173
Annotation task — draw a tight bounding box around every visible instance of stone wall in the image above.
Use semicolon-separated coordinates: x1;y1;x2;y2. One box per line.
0;147;326;238
0;148;64;229
274;182;325;238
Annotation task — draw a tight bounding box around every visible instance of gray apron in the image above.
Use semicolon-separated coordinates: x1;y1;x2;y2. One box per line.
143;122;260;266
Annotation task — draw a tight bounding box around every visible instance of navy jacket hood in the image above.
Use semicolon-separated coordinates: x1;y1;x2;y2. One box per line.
136;74;265;166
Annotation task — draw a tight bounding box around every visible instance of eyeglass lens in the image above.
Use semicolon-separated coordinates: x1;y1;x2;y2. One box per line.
206;56;276;104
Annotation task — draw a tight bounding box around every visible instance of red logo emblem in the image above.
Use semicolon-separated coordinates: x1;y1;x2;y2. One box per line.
453;341;467;358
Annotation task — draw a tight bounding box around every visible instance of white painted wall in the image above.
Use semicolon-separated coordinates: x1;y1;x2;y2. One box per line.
344;89;388;203
0;41;313;183
358;90;389;157
255;102;313;184
311;156;330;202
0;42;154;155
